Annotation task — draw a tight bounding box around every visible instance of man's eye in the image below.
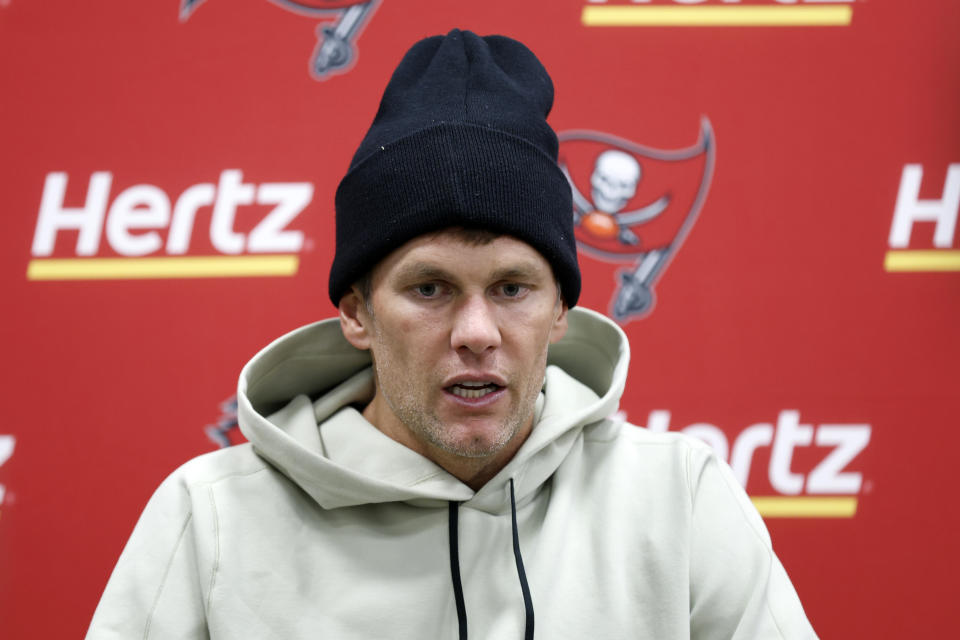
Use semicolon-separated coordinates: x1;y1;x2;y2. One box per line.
415;283;439;297
500;283;525;297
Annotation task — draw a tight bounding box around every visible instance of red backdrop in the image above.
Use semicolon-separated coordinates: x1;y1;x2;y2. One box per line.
2;1;958;637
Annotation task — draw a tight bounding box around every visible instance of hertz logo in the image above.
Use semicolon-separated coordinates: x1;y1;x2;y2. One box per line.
0;435;14;515
582;0;856;28
27;170;314;280
643;409;871;518
885;164;960;272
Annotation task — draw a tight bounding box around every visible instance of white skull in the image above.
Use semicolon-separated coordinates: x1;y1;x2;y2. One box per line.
590;150;641;214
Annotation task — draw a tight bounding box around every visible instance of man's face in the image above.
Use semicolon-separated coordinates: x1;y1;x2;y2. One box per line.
340;230;568;470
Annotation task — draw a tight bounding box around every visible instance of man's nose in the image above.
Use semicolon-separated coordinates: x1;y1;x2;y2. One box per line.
451;295;502;355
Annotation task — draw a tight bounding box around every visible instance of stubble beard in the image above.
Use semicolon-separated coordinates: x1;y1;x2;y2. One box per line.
370;348;546;460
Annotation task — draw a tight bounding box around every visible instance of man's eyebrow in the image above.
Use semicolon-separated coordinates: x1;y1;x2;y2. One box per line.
489;263;545;281
393;263;457;282
392;261;547;283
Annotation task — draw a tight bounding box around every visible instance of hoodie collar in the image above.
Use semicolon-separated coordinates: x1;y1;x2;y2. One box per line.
236;307;629;512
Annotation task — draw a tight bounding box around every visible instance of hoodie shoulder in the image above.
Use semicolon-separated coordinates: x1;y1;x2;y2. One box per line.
585;418;713;456
587;420;777;548
173;443;271;490
581;420;726;504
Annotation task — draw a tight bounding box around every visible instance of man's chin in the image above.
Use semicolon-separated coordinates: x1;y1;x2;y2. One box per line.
428;422;516;459
433;437;507;459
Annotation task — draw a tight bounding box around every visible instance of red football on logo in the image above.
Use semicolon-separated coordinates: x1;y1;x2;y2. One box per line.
582;212;620;240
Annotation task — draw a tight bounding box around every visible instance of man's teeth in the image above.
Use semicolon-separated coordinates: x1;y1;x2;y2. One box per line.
450;383;498;399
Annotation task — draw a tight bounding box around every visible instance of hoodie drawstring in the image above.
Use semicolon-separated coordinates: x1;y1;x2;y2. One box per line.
448;501;469;640
509;478;535;640
447;478;534;640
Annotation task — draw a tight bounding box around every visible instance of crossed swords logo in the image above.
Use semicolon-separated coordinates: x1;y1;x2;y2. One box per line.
559;119;715;323
180;0;380;80
205;396;239;448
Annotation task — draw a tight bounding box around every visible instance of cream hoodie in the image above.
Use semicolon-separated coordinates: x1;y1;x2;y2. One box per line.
87;308;817;639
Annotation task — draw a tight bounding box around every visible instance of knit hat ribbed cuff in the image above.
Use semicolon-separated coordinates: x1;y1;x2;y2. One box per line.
329;122;579;306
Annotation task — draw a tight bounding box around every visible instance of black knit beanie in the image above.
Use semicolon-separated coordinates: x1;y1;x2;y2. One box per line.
329;29;580;307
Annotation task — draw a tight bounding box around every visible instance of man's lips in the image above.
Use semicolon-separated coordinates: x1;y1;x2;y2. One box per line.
442;375;507;401
447;382;503;399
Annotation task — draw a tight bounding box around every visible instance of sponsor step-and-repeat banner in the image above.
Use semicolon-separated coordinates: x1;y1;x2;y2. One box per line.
1;1;958;637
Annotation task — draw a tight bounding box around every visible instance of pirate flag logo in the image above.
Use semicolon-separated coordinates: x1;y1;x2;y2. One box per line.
180;0;380;80
559;118;715;323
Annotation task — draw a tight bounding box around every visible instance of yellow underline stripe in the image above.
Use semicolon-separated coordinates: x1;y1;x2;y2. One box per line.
582;6;853;27
884;250;960;272
752;496;858;518
26;255;300;280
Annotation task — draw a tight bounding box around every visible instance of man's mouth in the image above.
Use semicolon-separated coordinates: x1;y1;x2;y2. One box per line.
447;381;503;399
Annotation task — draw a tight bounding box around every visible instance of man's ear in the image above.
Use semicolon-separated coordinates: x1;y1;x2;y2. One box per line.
339;289;372;350
549;302;569;344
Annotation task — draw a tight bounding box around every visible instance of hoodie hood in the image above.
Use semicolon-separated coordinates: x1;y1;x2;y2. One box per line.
236;307;629;513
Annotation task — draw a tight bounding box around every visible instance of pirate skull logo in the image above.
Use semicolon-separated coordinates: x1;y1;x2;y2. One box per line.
591;150;641;214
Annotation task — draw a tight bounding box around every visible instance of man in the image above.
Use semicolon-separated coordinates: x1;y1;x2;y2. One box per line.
87;30;817;639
